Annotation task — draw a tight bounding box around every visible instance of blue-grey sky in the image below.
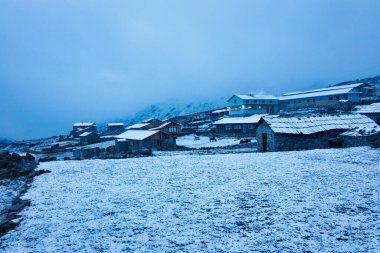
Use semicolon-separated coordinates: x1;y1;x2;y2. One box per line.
1;0;380;140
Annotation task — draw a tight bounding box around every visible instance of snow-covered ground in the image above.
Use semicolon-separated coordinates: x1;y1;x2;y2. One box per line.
176;134;243;148
1;147;380;252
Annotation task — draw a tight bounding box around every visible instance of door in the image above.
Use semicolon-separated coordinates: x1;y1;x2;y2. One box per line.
262;133;268;152
242;124;247;134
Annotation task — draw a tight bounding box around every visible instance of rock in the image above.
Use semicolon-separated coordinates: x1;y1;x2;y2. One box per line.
38;157;57;163
0;221;18;237
24;153;35;161
0;160;8;168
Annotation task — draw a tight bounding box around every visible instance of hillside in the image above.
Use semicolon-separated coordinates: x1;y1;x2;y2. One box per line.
106;98;226;128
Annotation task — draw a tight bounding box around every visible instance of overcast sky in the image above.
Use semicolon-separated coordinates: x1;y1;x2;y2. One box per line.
1;0;380;140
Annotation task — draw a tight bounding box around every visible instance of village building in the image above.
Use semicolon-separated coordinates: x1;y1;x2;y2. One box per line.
126;122;156;130
214;114;264;136
115;130;176;153
151;122;182;135
255;114;380;152
279;83;374;110
79;131;100;145
71;123;97;137
210;109;229;119
227;94;279;116
353;102;380;125
106;123;125;134
142;118;163;127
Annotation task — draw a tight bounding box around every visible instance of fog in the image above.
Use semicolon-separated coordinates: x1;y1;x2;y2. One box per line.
1;0;380;140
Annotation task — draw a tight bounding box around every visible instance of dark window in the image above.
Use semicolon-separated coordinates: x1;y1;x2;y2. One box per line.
234;99;237;103
269;100;272;103
336;96;340;100
329;96;333;100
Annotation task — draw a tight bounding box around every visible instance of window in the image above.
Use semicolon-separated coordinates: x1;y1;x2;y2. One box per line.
225;125;232;130
269;100;273;103
169;127;177;133
262;100;265;103
246;100;250;103
234;99;237;103
234;124;241;130
344;95;348;99
329;96;333;100
313;98;316;102
248;124;254;129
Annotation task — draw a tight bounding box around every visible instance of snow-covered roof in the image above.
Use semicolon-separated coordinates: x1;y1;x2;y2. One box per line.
151;121;179;130
279;83;366;100
74;123;95;127
354;103;380;114
84;140;115;149
261;114;380;135
279;88;357;100
283;83;364;96
79;132;94;137
107;123;124;127
116;130;160;140
127;123;151;130
212;109;228;114
214;114;266;125
228;94;278;102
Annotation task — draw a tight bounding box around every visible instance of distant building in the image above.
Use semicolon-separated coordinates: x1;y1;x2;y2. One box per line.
214;115;264;136
279;83;374;110
152;122;182;135
255;114;380;152
227;94;279;116
126;123;156;130
106;123;125;134
353;102;380;125
142;118;163;127
210;109;229;119
72;123;97;137
79;132;100;145
115;130;176;153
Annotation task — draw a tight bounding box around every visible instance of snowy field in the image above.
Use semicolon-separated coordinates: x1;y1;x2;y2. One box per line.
176;134;242;148
1;147;380;252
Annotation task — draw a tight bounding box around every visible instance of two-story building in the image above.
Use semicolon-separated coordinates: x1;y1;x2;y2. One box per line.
278;83;374;110
227;94;279;116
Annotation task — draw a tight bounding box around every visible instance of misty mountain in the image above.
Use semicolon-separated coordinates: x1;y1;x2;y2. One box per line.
0;138;12;146
107;98;226;128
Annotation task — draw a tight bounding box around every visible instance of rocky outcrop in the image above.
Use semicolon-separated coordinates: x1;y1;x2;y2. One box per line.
0;152;38;179
0;152;50;237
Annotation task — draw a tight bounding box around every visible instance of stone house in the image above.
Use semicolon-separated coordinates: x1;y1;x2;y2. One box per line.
79;132;100;145
151;122;182;135
72;123;97;137
255;114;380;152
115;130;176;153
214;114;265;137
106;123;125;134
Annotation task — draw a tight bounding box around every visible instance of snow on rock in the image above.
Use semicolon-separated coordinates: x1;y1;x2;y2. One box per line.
0;147;379;252
176;134;241;148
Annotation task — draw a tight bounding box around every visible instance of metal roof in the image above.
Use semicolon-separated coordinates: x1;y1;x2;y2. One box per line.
354;103;380;114
262;114;380;135
214;114;266;125
116;130;160;140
